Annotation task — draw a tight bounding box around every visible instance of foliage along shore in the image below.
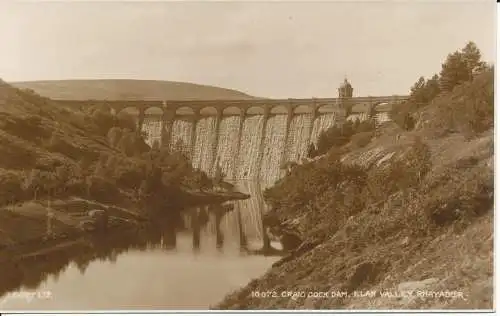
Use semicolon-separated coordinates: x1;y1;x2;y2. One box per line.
0;79;247;257
216;42;493;309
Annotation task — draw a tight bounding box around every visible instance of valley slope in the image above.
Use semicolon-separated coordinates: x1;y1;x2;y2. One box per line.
12;79;257;101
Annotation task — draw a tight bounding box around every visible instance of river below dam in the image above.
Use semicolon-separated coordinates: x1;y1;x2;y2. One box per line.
0;181;282;310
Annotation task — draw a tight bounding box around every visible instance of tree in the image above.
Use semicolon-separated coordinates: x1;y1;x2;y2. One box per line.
39;171;59;199
410;73;441;106
85;176;92;198
307;143;317;158
356;120;375;133
116;112;137;132
0;172;24;206
439;51;470;92
91;109;115;135
461;41;483;80
23;169;41;200
55;165;71;194
117;133;134;156
423;74;440;101
410;77;426;97
107;127;123;148
403;113;416;131
198;172;213;192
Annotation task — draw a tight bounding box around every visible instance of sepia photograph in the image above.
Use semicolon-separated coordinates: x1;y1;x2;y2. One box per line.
0;0;495;312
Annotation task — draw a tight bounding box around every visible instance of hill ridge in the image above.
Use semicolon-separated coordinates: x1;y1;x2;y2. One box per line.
11;79;258;101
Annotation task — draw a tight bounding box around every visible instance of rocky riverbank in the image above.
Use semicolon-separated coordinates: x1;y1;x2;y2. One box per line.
0;189;250;262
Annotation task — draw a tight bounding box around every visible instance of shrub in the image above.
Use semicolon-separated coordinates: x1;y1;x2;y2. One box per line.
350;132;373;149
45;132;88;161
0;136;38;170
0;170;25;206
365;137;431;203
90;109;116;135
0;113;49;145
87;176;122;204
422;165;492;228
314;119;376;157
116;112;137;132
433;69;493;137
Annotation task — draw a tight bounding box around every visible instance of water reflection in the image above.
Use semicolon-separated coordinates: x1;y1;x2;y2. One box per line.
0;186;284;310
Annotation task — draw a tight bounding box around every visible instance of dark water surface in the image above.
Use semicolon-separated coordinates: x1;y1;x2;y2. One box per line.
0;181;281;310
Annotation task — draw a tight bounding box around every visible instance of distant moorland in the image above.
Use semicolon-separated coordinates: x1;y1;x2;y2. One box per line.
11;79;258;101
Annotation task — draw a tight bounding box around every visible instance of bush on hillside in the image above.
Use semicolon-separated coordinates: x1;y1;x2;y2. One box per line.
17;88;51;109
431;69;494;138
390;107;416;131
116;130;150;157
423;168;492;228
91;109;116;135
350;132;373;149
366;137;431;203
0;136;38;170
86;176;122;204
392;42;491;136
107;127;123;148
264;155;367;215
0;114;50;144
0;81;215;213
56;109;102;136
116;112;137;132
44;132;88;161
311;119;376;158
0;171;25;206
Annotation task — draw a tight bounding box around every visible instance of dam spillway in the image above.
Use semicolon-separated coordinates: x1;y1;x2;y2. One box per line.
54;93;408;185
140;109;378;186
215;116;241;180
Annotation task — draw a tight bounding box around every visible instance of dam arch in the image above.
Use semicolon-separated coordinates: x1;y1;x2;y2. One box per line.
317;104;336;114
246;106;265;115
199;106;219;117
222;106;242;116
117;107;140;120
373;102;390;111
175;106;197;121
292;105;313;114
142;105;164;116
144;107;163;116
269;105;288;115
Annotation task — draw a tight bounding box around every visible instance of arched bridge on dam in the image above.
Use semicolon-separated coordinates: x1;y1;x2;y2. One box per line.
55;94;408;125
53;94;409;187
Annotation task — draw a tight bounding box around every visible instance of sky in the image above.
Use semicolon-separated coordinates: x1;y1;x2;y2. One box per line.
0;0;496;98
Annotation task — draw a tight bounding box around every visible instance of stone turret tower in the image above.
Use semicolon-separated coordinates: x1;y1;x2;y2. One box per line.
338;78;353;98
337;78;354;120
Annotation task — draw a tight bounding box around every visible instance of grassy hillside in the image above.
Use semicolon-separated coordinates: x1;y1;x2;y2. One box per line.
11;79;257;101
0;79;217;249
216;58;494;308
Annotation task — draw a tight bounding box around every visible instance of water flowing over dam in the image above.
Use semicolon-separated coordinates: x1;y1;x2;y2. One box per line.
55;91;407;185
142;111;350;186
